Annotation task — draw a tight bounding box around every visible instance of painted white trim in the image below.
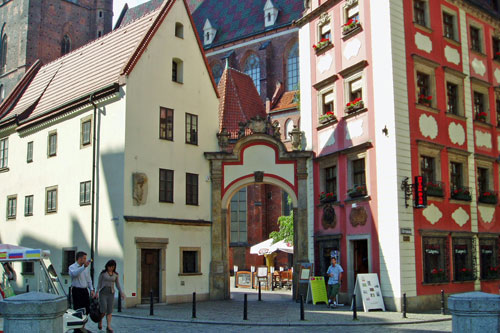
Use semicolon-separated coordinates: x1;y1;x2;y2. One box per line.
205;28;299;57
299;23;313;150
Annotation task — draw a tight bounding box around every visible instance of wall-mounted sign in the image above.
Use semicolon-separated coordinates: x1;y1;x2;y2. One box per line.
400;228;412;235
414;176;427;208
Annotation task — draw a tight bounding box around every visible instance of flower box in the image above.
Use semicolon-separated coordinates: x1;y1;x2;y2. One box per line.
426;182;444;197
478;191;498;204
455;268;475;282
342;19;361;35
418;94;432;107
319;192;337;204
450;187;472;201
313;38;332;53
345;98;364;113
483;267;500;280
494;52;500;61
347;184;367;199
319;112;336;124
428;268;447;284
476;111;488;122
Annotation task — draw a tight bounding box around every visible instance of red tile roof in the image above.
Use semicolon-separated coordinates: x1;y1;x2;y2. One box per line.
218;67;266;136
271;90;298;112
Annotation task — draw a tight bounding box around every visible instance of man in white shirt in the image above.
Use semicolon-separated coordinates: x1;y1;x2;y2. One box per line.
69;251;94;332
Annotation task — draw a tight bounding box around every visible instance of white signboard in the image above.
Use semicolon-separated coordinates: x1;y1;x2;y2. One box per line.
353;273;385;312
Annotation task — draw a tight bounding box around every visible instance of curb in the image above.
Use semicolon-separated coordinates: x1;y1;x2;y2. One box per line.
113;313;451;327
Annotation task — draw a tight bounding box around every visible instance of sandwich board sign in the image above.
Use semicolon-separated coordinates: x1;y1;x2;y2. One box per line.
352;273;385;312
305;276;328;305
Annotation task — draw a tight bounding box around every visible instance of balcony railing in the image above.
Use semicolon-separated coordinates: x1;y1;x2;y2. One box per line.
478;190;498;205
450;185;472;201
426;181;445;197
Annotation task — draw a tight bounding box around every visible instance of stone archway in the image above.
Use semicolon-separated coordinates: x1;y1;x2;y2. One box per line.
205;121;312;300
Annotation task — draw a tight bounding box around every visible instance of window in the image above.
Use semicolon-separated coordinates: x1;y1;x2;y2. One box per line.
417;71;431;104
479;238;499;280
81;119;91;146
287;42;299;91
444;70;465;116
414;0;427;26
62;249;76;275
443;12;456;40
453;238;475;282
493;37;500;60
99;10;103;18
175;22;184;38
497;99;500;127
159;107;174;141
180;248;200;274
352;158;365;186
414;60;437;107
450;159;471;201
172;59;183;83
6;195;16;219
61;35;71;56
419;143;443;197
282;191;292;216
421;155;435;183
230;188;247;243
470;25;482;53
319;88;334;121
319;22;331;42
474;91;486;121
477;167;489;194
284;119;293;141
80;181;91;205
422;236;449;283
446;82;458;114
27;141;33;163
244;53;260;94
0;137;8;168
211;63;223;85
46;187;57;213
348;77;363;103
1;34;7;73
22;262;34;275
159;169;173;203
48;132;57;157
185;113;198;145
24;195;33;216
344;0;360;30
450;162;463;189
186;173;198;205
325;166;337;200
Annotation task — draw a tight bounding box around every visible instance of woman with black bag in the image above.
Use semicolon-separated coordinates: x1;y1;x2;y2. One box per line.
96;260;125;332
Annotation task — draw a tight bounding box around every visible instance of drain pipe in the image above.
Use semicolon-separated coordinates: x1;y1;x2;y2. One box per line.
89;93;98;283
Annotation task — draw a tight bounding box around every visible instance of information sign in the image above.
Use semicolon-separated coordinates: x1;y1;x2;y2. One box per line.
353;273;385;312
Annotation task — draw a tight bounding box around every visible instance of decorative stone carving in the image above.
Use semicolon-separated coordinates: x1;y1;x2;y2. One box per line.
346;119;364;140
272;122;281;140
444;46;460;65
343;38;361;60
475;130;492;149
133;173;148;206
254;171;264;183
350;206;367;227
289;125;302;151
217;127;230;148
318;54;333;74
419;114;438;139
322;204;336;229
248;115;268;134
472;58;486;76
318;12;330;26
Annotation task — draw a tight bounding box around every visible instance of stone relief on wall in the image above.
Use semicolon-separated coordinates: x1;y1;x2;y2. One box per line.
452;207;469;227
422;203;442;225
414;32;432;53
318;54;333;74
479;206;495;224
475;130;492;149
322;204;337;229
133;173;148;206
350;206;367;227
471;58;486;76
444;46;460;65
345;119;364;140
419;114;438;139
448;122;465;146
343;38;361;60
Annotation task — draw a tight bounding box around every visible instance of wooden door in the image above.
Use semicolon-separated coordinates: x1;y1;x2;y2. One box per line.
141;249;160;304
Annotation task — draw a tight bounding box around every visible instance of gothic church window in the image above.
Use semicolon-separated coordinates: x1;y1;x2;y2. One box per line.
244;54;260;95
287;42;299;91
0;34;7;73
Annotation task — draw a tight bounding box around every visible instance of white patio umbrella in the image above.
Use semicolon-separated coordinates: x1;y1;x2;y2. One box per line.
250;239;293;255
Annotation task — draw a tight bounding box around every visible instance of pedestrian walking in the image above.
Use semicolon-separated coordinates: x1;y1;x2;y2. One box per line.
96;259;125;333
69;251;94;333
327;256;343;308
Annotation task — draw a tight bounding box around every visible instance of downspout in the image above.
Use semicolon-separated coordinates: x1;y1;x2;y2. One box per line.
89;93;98;283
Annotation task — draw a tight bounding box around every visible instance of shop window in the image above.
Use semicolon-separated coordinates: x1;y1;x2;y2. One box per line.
180;248;200;274
159;107;174;141
62;249;76;275
479;238;500;280
453;238;476;282
6;195;16;219
443;11;456;40
413;0;428;27
24;195;33;216
470;25;483;53
159;169;174;203
230;188;247;244
422;236;449;284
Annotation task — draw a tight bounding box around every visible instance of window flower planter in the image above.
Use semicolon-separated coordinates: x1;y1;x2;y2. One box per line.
313;38;332;53
426;181;444;197
455;268;475;282
476;111;488;122
347;184;367;199
494;52;500;61
345;98;364;113
342;19;361;35
319;112;336;124
319;192;337;204
418;94;432;107
450;186;472;201
478;191;498;204
483;266;500;280
428;268;447;284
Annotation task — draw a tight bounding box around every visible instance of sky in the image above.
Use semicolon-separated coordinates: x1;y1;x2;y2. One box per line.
113;0;150;25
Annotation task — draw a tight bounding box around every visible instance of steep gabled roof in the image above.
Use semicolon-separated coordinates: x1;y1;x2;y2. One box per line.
218;67;266;136
271;90;298;112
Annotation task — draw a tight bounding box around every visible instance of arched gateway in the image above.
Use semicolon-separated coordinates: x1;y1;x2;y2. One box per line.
205;118;313;300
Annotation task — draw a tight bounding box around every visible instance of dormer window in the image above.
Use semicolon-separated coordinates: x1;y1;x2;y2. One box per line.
263;0;279;28
203;19;216;45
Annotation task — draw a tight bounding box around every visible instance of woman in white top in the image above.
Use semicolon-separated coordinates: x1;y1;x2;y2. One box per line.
96;260;125;332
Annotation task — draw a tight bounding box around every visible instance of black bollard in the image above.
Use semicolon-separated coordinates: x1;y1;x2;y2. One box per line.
243;294;248;320
352;294;358;320
26;284;29;292
149;289;154;316
258;281;262;301
68;287;72;308
402;293;407;318
300;294;305;321
118;291;122;312
192;292;197;319
441;290;445;315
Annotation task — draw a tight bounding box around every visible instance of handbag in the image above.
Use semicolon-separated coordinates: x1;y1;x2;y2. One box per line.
89;297;102;323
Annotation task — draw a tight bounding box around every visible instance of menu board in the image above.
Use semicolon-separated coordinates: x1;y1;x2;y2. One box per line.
236;271;252;288
306;276;328;305
353;273;385;312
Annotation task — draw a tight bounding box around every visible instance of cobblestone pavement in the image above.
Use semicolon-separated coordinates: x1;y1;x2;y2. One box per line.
81;288;451;333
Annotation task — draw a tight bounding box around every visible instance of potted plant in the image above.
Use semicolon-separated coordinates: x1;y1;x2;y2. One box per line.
426;181;444;197
319;111;336;124
342;18;360;35
319;192;337;203
476;111;488;122
418;94;432;106
451;187;472;201
429;268;446;283
478;191;498;204
347;184;367;199
312;38;331;52
345;97;364;113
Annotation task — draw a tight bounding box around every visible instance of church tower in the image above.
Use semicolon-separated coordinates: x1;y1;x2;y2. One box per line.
0;0;113;100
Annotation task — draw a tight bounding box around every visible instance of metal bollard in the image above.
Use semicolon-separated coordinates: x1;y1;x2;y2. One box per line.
402;293;407;318
258;281;262;301
441;290;445;315
149;289;154;316
68;287;72;308
118;291;122;312
243;294;248;320
26;284;29;292
352;294;358;320
300;294;305;321
192;292;197;319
